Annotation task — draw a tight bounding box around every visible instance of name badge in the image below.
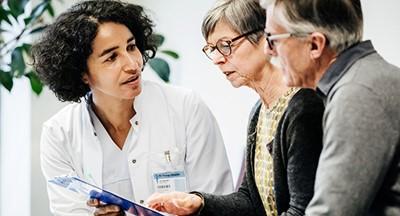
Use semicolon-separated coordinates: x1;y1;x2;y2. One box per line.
152;171;187;193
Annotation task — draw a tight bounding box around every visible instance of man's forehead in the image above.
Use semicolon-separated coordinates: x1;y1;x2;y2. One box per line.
259;0;272;9
266;4;287;32
265;5;277;28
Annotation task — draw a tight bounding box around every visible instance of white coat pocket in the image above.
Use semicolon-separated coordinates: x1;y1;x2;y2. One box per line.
148;148;187;193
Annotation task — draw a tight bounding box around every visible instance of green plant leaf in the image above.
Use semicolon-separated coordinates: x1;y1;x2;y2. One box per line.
28;25;48;34
0;70;14;91
24;1;50;25
10;47;26;77
46;3;55;17
148;57;170;82
25;71;43;95
0;6;12;24
21;43;32;54
8;0;29;18
161;50;179;59
152;33;165;47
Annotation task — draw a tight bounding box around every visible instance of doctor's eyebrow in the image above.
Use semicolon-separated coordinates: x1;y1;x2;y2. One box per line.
98;36;135;57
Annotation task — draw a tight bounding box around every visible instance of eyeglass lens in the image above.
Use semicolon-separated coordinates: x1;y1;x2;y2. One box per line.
203;29;262;60
203;40;232;60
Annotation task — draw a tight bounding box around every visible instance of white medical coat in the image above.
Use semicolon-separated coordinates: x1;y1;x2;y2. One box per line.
41;81;233;215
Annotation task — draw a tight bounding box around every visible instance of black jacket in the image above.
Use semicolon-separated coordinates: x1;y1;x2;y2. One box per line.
199;88;324;216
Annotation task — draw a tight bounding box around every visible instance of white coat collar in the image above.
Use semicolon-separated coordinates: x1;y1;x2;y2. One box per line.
81;97;103;187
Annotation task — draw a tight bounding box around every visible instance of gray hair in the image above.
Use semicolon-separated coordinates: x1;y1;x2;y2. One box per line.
268;0;363;53
201;0;265;44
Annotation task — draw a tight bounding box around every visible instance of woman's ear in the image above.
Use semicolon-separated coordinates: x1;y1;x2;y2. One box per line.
309;32;327;59
82;73;89;84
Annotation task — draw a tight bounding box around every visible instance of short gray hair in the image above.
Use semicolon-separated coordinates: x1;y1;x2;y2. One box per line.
201;0;265;44
269;0;363;53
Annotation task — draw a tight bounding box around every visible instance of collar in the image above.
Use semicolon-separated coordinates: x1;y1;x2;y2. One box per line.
84;91;140;132
317;40;376;98
84;93;97;136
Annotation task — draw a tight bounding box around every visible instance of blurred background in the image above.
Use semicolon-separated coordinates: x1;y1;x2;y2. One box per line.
0;0;399;215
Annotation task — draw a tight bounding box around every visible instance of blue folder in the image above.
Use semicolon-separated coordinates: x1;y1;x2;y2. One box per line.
49;176;166;216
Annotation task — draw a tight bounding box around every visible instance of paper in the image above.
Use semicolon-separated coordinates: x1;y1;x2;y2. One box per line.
49;176;166;216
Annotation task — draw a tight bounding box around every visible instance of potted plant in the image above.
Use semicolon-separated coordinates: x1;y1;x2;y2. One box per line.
0;0;54;94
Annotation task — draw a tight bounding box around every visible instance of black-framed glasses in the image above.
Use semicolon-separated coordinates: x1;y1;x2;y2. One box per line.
202;29;263;60
265;32;310;50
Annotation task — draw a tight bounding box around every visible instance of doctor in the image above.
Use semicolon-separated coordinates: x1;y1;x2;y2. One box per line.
32;0;233;215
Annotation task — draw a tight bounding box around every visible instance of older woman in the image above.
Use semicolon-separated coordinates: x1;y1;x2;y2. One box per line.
32;0;233;215
147;0;324;215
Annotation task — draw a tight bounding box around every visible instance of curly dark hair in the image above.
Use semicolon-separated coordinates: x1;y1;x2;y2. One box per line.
32;0;157;102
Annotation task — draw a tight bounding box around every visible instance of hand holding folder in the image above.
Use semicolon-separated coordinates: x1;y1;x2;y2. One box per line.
49;176;166;216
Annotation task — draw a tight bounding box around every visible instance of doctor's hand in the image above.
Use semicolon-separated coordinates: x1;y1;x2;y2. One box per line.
147;192;203;216
87;199;125;216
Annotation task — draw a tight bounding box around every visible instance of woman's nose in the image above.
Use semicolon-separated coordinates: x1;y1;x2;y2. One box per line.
211;51;227;65
122;54;142;73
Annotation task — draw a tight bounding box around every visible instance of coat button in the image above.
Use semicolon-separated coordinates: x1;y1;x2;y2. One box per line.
135;121;139;125
131;159;136;164
140;200;144;204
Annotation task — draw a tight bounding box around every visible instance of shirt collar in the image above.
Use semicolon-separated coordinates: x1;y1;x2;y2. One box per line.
84;91;140;128
317;40;376;98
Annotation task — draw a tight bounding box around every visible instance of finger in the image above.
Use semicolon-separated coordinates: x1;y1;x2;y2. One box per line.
94;205;121;215
94;210;118;216
146;193;164;206
149;200;166;211
94;212;123;216
148;201;165;210
149;202;162;210
96;211;124;216
87;198;100;207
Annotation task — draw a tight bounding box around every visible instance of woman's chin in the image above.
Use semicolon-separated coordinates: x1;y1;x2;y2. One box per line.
122;86;142;99
228;81;243;88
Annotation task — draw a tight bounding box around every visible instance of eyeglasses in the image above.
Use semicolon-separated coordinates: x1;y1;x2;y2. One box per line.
265;32;310;50
202;29;262;60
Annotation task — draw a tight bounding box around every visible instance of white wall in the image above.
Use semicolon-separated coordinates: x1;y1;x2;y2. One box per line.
0;79;31;216
0;0;399;215
362;0;400;67
30;88;67;216
0;2;33;216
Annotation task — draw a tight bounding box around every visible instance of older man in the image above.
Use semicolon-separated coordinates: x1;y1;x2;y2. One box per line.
263;0;400;215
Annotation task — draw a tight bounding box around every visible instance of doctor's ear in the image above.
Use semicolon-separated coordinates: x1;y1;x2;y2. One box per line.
309;32;327;59
82;73;89;84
